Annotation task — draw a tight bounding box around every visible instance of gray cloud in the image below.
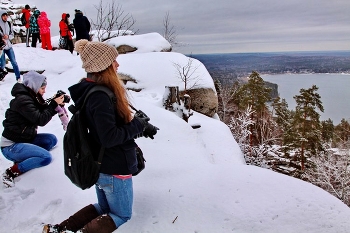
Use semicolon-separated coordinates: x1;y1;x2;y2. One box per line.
25;0;350;54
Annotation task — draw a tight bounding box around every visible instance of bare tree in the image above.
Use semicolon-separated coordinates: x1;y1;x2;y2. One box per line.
219;82;240;123
228;105;254;153
173;57;201;94
163;11;177;47
303;145;350;206
91;0;137;42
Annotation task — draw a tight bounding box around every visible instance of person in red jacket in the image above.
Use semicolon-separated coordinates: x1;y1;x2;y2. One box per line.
59;13;73;54
19;5;31;47
37;11;52;50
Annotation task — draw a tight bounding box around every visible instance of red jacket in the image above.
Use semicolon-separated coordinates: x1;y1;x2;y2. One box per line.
59;13;72;39
22;9;31;28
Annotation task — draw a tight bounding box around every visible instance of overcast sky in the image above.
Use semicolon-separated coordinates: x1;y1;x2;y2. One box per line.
22;0;350;54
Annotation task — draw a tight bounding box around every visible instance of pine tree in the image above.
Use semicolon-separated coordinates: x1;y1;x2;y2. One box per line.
293;85;324;171
272;97;296;155
334;119;350;145
234;71;272;145
321;118;334;144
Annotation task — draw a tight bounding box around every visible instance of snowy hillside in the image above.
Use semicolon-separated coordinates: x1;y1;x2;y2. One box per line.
1;34;350;233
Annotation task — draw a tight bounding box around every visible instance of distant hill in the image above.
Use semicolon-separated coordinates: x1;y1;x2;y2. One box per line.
191;51;350;85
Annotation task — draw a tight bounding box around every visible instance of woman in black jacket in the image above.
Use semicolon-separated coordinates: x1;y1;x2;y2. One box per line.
1;71;64;188
43;40;158;233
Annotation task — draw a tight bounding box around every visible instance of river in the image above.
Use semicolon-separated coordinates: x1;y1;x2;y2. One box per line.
262;73;350;125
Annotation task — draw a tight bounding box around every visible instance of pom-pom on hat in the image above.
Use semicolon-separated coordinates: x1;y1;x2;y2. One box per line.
75;39;118;73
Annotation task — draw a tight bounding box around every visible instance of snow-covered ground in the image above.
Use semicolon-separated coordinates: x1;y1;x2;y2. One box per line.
1;34;350;233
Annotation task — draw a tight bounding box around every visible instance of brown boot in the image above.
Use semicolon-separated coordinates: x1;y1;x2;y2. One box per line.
78;215;117;233
58;204;99;232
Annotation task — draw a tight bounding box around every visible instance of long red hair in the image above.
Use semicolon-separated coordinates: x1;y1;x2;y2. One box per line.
91;65;132;123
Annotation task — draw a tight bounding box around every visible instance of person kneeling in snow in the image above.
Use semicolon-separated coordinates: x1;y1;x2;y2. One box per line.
0;71;65;188
43;39;159;233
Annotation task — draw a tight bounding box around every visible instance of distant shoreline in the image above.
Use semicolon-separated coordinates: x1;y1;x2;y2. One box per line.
191;52;350;84
190;50;350;56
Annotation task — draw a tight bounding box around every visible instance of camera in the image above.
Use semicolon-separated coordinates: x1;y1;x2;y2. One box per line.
68;23;74;31
56;90;71;103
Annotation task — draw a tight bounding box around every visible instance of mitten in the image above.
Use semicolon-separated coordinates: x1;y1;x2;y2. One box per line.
55;105;70;131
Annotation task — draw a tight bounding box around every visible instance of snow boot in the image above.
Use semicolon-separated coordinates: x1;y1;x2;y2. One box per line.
77;215;117;233
42;224;62;233
1;164;21;188
0;69;7;81
43;204;99;233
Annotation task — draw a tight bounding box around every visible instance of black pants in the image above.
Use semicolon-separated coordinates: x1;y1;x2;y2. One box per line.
64;36;74;54
31;32;40;47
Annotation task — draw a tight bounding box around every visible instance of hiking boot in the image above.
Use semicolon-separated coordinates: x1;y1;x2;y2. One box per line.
42;224;62;233
2;168;18;188
1;164;21;188
0;69;6;81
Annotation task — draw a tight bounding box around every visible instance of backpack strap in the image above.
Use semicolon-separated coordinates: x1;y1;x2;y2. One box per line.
7;21;11;35
83;85;115;107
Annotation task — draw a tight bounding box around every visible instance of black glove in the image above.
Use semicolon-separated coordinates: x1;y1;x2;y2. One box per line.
134;110;149;121
134;116;159;139
134;115;150;129
143;123;159;139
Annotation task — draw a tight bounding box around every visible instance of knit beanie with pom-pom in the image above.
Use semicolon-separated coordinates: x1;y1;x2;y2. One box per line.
75;39;118;73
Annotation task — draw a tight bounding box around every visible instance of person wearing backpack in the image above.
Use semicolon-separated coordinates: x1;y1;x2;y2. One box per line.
59;13;74;54
29;9;40;48
0;10;21;82
43;40;159;233
16;4;31;47
0;71;65;188
37;11;52;50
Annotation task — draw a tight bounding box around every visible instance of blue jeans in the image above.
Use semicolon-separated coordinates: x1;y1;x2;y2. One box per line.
94;173;133;227
1;47;21;79
1;133;57;173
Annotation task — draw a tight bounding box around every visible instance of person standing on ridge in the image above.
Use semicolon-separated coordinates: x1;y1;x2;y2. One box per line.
73;9;91;42
17;4;31;47
29;9;40;47
0;10;21;82
59;13;74;54
37;11;52;50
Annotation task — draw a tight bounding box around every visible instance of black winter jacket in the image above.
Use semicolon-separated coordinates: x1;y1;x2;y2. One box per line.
73;13;91;41
68;79;144;175
2;83;58;142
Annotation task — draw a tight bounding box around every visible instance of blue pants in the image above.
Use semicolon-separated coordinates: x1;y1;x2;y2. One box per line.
94;173;133;227
1;47;21;80
1;133;57;173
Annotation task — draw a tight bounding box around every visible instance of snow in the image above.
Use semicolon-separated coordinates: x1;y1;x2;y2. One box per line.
1;33;350;233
